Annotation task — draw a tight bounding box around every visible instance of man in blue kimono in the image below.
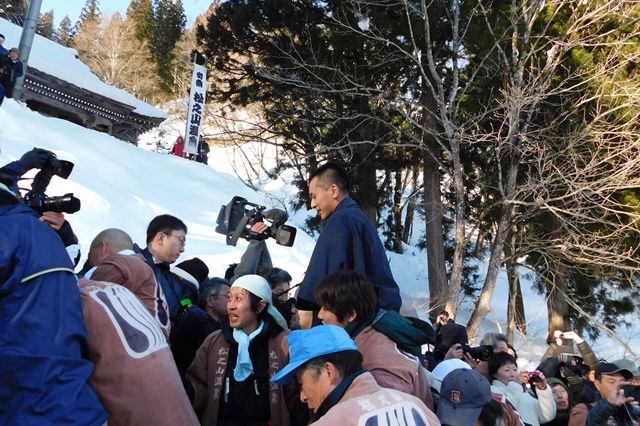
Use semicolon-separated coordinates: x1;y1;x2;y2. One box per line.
296;162;401;329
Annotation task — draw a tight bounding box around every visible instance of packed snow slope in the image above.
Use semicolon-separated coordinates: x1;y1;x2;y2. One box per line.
1;99;638;364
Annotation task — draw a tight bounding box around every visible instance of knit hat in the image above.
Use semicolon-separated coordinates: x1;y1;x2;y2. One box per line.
437;369;492;426
171;257;209;290
547;377;568;391
231;274;289;331
437;322;469;350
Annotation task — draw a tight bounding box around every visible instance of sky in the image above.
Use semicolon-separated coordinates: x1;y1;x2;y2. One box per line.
41;0;211;27
1;16;638;363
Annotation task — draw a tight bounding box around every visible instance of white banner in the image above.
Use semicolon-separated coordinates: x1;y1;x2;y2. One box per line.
184;61;207;155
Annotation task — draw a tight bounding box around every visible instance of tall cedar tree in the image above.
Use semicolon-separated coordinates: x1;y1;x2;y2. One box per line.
57;16;74;47
150;0;185;92
127;0;154;43
36;10;56;41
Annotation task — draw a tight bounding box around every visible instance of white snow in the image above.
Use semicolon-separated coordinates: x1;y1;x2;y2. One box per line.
1;96;638;366
0;18;166;119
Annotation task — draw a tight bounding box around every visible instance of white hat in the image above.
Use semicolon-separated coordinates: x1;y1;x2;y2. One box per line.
231;275;289;331
431;358;472;392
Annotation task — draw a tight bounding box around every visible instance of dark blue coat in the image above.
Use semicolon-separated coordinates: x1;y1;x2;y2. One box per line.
0;203;107;425
297;197;401;311
139;247;197;323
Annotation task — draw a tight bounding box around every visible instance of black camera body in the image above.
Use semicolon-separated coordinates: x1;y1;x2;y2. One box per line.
528;371;542;384
462;344;494;361
23;156;81;214
215;196;296;247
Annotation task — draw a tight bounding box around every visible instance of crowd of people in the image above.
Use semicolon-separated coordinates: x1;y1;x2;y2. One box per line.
1;148;639;426
0;33;23;107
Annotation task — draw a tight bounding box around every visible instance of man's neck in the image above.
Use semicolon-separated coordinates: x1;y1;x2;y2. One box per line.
147;246;165;264
207;308;224;323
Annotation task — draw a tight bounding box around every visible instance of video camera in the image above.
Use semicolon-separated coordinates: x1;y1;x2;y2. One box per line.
215;196;296;247
23;155;81;214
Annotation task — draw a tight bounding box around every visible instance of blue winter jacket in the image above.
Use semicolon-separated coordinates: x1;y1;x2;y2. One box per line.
139;247;197;324
0;203;107;425
297;197;402;311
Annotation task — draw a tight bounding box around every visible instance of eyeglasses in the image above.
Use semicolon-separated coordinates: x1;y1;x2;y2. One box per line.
164;232;186;246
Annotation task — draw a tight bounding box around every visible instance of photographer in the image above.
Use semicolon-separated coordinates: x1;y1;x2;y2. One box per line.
0;168;107;423
489;352;557;426
538;330;599;406
0;148;81;264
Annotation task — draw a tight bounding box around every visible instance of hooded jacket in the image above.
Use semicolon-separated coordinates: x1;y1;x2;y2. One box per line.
491;380;557;426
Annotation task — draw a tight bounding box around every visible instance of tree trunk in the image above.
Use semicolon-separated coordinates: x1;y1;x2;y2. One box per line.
466;145;521;341
423;152;447;317
546;215;571;336
505;230;526;343
353;95;378;225
393;170;404;254
402;166;418;243
420;87;448;319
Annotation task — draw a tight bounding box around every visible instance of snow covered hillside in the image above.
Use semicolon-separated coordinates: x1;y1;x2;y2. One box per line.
1;98;638;365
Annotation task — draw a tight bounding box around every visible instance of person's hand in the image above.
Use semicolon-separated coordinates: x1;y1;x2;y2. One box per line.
560;331;584;344
18;148;54;171
534;370;548;390
250;222;269;234
444;343;464;360
463;352;479;368
40;211;66;230
606;388;634;407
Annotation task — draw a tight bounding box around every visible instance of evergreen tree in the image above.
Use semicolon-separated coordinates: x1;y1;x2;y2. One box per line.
150;0;186;91
75;0;100;34
57;16;74;47
36;10;56;41
0;0;26;25
126;0;154;43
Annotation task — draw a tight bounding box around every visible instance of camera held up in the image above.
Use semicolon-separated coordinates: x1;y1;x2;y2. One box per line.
23;153;81;214
462;344;494;361
215;196;296;247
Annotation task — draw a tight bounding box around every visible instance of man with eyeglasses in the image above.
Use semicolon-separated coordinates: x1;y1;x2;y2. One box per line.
138;214;194;324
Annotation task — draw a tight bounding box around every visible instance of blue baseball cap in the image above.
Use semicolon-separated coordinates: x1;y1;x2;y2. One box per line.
436;369;491;426
271;325;358;385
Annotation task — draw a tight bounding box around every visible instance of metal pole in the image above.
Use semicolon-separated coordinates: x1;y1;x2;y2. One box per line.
13;0;43;100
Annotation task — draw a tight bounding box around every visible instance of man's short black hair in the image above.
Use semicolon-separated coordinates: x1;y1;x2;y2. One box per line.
301;350;363;379
259;266;292;290
309;162;350;194
146;214;187;244
198;277;230;308
314;270;378;324
488;351;517;379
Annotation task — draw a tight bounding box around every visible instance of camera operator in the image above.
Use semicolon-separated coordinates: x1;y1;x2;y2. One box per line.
0;170;107;423
0;148;81;264
537;330;599;407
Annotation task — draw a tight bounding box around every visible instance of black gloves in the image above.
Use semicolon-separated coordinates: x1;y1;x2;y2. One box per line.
18;148;54;171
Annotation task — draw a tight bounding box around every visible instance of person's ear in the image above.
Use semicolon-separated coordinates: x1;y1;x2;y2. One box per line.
257;299;267;314
324;362;341;386
346;310;358;324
